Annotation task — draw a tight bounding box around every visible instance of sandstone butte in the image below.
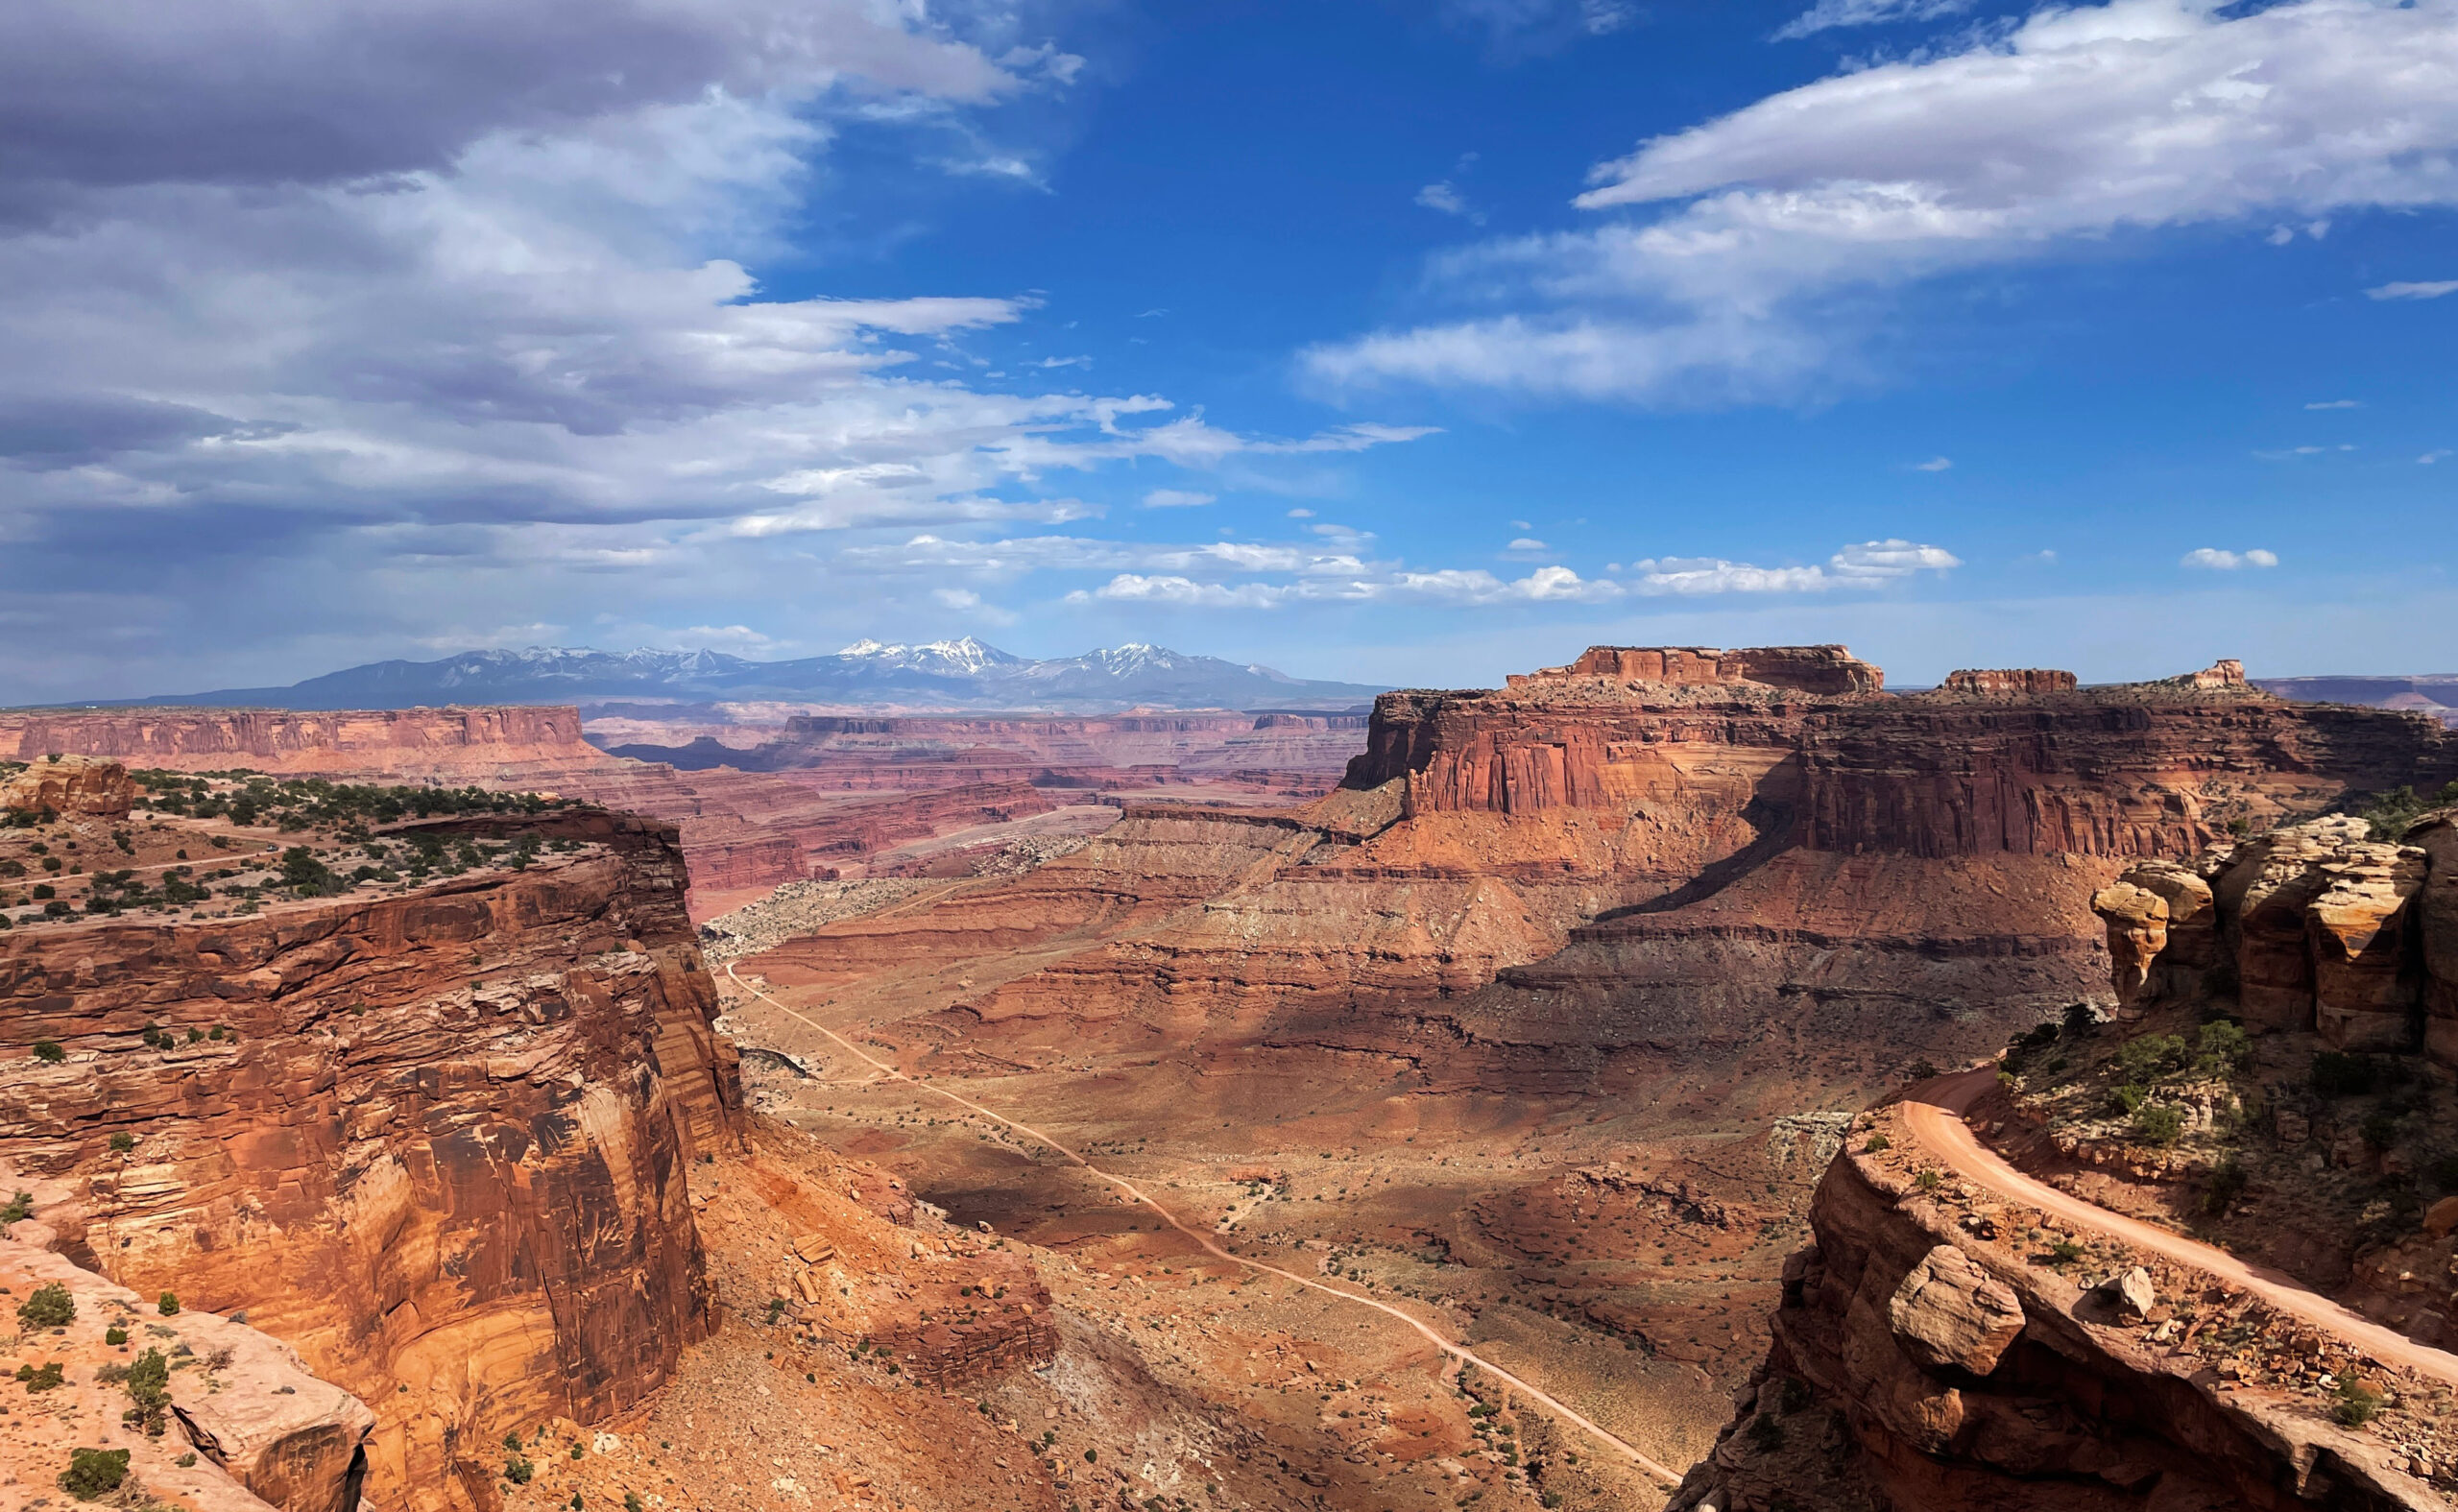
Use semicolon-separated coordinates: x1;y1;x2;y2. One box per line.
0;807;744;1509
754;643;2458;1111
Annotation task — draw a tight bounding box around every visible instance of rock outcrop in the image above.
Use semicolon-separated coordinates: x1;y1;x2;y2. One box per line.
1;755;135;818
2094;811;2458;1063
1669;1104;2449;1511
0;807;741;1512
0;1223;374;1511
1940;668;2078;696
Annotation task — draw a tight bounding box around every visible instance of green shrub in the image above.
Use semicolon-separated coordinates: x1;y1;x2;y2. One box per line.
121;1348;171;1434
108;1132;134;1155
1;1190;31;1223
33;1040;65;1063
2133;1104;2187;1146
1915;1169;1942;1192
2311;1051;2377;1097
2062;1002;2102;1040
2116;1034;2187;1082
2109;1084;2147;1116
105;1326;128;1346
19;1361;67;1392
17;1282;75;1328
59;1447;131;1500
2048;1239;2084;1265
1863;1133;1891;1153
2333;1379;2382;1427
157;1291;180;1316
504;1456;536;1485
2193;1020;2253;1076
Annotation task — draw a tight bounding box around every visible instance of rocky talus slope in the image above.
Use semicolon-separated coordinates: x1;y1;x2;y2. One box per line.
0;808;742;1512
1667;1096;2454;1511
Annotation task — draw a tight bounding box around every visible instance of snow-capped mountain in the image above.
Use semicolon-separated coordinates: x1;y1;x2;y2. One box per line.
123;639;1385;713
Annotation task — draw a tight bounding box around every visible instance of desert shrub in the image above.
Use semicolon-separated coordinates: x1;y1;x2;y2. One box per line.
627;1497;647;1512
2202;1161;2249;1215
2133;1104;2187;1146
1863;1133;1891;1153
2310;1050;2376;1097
33;1039;65;1063
18;1282;75;1328
59;1447;131;1499
2048;1239;2084;1265
1;1190;31;1223
1916;1169;1942;1191
2109;1084;2148;1116
2117;1034;2187;1082
157;1291;180;1316
104;1326;127;1346
504;1455;536;1484
121;1348;170;1433
2062;1002;2102;1040
2193;1020;2253;1076
1908;1057;1940;1081
108;1132;134;1155
19;1361;67;1391
2333;1379;2382;1427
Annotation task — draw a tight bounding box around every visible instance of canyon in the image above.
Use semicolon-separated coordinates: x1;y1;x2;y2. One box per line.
9;643;2457;1512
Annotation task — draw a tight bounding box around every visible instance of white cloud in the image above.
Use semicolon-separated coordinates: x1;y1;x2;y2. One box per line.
1772;0;1973;41
2367;279;2458;300
1415;181;1485;225
931;588;982;610
1287;508;1315;518
1311;0;2458;402
2421;449;2452;465
2181;547;2279;569
2303;398;2363;409
1142;489;1217;508
1911;456;1952;471
1506;537;1549;551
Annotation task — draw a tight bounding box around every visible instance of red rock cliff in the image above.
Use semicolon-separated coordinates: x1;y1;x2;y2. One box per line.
0;707;611;780
0;808;741;1512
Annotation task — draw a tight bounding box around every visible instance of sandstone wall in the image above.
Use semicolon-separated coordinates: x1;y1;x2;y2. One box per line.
2095;810;2458;1066
0;706;611;780
0;808;742;1512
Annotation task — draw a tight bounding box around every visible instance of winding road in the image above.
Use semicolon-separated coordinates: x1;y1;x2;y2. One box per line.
724;963;1687;1488
1906;1068;2458;1388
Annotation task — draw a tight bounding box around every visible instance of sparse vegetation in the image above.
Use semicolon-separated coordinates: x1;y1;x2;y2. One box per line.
157;1290;180;1316
33;1039;65;1063
18;1361;67;1391
1862;1133;1891;1153
121;1347;171;1434
18;1282;75;1328
59;1447;131;1500
2332;1378;2383;1427
2131;1103;2186;1146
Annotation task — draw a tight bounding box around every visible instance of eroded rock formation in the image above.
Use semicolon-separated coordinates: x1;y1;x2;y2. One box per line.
1;706;609;780
2094;810;2458;1063
0;808;741;1512
1668;1117;2446;1511
1;755;136;818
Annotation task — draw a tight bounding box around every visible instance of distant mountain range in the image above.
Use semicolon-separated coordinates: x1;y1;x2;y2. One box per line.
2250;674;2458;729
105;638;1388;713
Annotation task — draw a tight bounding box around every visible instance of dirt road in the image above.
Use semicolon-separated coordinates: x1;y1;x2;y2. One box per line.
1904;1068;2458;1388
726;963;1688;1487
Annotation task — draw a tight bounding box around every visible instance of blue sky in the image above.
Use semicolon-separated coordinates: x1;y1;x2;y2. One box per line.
0;0;2452;701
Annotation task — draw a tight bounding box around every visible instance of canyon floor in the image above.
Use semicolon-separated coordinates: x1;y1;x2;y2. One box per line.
614;873;1863;1512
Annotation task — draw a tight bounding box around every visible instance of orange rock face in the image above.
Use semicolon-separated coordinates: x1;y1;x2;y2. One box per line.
0;706;609;780
0;755;136;818
0;809;741;1512
1940;668;2078;696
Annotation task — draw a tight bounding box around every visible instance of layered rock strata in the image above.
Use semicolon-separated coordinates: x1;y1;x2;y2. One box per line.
0;808;742;1512
1;706;610;780
1669;1108;2449;1511
2094;811;2458;1064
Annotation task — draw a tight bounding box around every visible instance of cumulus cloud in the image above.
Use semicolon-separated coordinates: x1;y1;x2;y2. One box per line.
1415;181;1485;224
2181;547;2279;569
1311;0;2458;402
0;0;1442;697
2367;279;2458;300
1142;489;1217;508
1506;537;1549;551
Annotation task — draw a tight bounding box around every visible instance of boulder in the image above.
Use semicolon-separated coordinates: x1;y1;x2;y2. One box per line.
1;754;134;818
2425;1195;2458;1239
2097;1266;2156;1322
1887;1244;2027;1376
